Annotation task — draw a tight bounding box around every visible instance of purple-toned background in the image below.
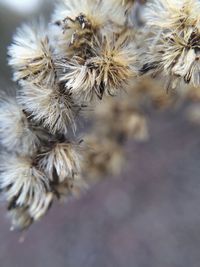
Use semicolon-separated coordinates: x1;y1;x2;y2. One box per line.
1;107;200;267
1;2;200;267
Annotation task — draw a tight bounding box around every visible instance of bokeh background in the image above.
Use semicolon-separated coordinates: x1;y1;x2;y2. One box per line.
1;1;200;267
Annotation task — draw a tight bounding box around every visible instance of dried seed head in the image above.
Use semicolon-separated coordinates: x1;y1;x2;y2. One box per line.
83;135;124;181
141;28;200;89
52;0;126;56
94;95;148;141
58;32;137;101
0;97;39;155
145;0;200;30
8;22;55;86
8;192;53;230
18;84;77;135
28;192;53;221
0;155;52;223
1;0;142;230
38;140;82;183
8;207;33;231
141;0;200;89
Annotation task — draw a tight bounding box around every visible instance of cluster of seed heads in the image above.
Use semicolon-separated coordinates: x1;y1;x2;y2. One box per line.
0;0;200;230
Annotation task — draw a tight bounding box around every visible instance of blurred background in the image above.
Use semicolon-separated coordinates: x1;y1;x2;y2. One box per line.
1;1;200;267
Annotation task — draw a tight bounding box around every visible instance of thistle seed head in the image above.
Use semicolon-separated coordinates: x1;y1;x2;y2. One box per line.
38;140;82;183
18;84;77;135
0;155;52;223
52;0;126;56
8;22;55;86
58;32;137;101
0;97;40;155
141;0;200;89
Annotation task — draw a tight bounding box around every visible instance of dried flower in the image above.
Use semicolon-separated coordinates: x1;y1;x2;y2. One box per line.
0;97;39;155
58;32;137;101
141;0;200;89
18;84;77;134
8;22;55;86
0;0;149;230
52;0;126;56
0;155;53;227
38;140;82;183
145;0;200;30
94;95;148;141
83;134;125;181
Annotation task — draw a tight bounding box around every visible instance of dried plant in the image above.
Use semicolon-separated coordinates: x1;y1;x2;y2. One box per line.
141;0;200;90
0;0;199;230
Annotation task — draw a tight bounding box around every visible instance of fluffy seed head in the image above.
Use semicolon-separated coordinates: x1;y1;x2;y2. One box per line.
141;0;200;89
8;207;33;231
38;140;82;183
8;191;53;230
8;22;55;86
52;0;126;56
28;192;53;221
0;97;39;154
83;135;124;180
141;28;200;89
58;32;137;101
18;84;77;134
145;0;200;30
0;155;51;221
94;96;148;140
